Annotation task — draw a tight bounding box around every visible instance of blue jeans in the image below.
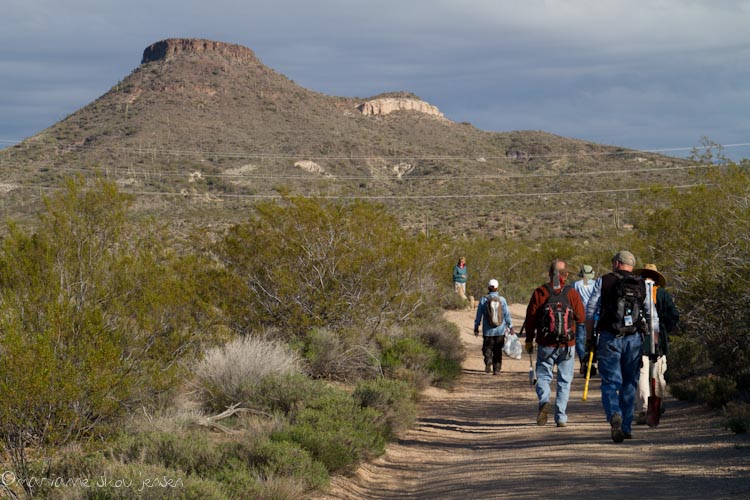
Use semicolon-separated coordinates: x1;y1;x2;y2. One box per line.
575;323;587;363
535;345;575;424
597;331;642;434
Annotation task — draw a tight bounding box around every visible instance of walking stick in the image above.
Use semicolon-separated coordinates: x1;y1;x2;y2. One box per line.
582;350;594;401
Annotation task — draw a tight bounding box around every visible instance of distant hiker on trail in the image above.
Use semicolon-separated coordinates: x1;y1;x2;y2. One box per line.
453;257;468;300
574;264;597;375
524;259;585;427
585;250;647;443
474;279;514;375
634;263;679;425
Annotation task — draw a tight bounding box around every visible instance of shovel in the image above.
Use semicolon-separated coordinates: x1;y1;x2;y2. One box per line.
646;359;661;427
645;282;661;427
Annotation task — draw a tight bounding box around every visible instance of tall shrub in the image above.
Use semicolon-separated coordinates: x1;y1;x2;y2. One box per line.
0;177;209;485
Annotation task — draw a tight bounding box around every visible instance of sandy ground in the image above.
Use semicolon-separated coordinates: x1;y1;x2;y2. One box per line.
312;304;750;500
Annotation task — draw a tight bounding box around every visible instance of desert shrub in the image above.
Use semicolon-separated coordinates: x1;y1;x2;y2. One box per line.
272;388;387;473
665;335;712;382
670;374;738;409
408;316;464;386
193;336;301;411
722;402;750;434
441;289;470;310
634;165;750;393
379;335;437;390
0;177;211;482
214;197;439;338
251;373;331;416
250;440;328;490
298;327;382;381
353;378;417;437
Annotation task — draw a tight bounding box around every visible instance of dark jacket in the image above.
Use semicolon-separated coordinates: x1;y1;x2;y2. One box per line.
596;271;647;335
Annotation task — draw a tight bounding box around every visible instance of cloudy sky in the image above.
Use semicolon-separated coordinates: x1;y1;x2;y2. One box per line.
2;0;749;160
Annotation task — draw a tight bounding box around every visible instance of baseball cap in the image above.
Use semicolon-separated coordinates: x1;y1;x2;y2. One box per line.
613;250;636;267
488;279;499;288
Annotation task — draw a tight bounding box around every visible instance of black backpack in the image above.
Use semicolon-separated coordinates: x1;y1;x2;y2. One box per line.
485;295;503;327
610;272;646;335
538;284;576;343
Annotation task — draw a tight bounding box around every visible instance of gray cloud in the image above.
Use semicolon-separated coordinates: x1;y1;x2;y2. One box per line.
2;0;749;159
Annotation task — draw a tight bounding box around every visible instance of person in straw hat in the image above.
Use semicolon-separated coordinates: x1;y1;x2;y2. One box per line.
634;263;680;424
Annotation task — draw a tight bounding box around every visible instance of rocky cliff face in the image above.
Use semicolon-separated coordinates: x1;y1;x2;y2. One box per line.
357;98;445;118
141;38;258;64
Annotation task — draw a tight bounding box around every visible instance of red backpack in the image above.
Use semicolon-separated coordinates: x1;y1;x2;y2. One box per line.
538;284;576;344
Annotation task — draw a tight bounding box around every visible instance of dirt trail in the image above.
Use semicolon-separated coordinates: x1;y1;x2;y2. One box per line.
313;305;750;500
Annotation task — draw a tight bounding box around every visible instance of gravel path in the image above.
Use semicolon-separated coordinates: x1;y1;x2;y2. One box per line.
313;305;750;500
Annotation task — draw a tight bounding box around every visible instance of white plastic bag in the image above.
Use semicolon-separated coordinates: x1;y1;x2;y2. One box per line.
503;333;523;360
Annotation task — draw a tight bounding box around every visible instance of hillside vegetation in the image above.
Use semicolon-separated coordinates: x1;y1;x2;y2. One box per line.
1;160;748;497
0;38;698;239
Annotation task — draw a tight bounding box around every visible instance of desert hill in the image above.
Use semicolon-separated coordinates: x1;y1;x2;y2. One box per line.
0;38;697;237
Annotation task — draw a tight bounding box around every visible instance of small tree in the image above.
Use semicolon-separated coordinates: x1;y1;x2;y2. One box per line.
0;177;210;493
215;197;438;339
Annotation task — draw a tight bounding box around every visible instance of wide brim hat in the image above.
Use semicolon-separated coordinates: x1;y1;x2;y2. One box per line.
634;263;666;287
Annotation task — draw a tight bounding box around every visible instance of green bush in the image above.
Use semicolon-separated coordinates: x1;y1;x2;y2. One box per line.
353;378;417;437
670;374;738;409
272;388;387;473
666;335;712;382
722;402;750;434
0;177;212;477
379;335;437;390
409;316;465;386
214;197;439;338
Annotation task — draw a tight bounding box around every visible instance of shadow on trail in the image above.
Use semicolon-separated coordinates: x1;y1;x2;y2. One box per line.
314;309;750;500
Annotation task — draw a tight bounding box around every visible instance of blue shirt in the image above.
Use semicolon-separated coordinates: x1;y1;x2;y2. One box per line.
474;292;513;336
573;278;595;307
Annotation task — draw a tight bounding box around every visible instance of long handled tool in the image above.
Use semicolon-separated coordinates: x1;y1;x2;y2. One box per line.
582;349;595;401
646;282;662;427
519;324;535;386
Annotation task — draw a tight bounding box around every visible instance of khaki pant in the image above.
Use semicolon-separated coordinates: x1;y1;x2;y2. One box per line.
637;355;667;413
454;282;466;300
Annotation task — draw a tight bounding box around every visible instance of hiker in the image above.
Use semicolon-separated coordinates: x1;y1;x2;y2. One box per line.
524;259;585;427
474;279;514;375
573;264;597;375
585;250;647;443
634;263;680;425
453;256;468;300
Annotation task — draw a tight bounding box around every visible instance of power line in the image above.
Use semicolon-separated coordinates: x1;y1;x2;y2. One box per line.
6;182;706;200
0;159;715;181
1;139;749;162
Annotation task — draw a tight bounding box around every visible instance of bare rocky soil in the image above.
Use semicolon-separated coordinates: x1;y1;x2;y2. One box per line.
313;304;750;500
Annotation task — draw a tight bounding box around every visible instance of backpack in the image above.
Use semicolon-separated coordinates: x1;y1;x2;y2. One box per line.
610;272;646;335
485;295;503;327
538;284;576;344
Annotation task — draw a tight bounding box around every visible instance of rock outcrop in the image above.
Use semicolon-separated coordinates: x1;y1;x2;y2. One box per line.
357;98;444;118
142;38;258;64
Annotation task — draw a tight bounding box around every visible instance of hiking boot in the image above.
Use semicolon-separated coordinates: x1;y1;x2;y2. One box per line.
636;411;647;425
536;402;553;426
485;362;492;373
492;363;501;375
611;413;625;443
624;433;633;439
556;421;567;427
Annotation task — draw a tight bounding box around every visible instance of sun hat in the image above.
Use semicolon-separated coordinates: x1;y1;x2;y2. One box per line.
634;263;666;287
